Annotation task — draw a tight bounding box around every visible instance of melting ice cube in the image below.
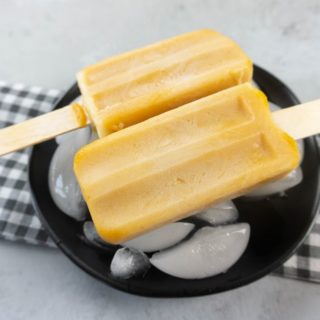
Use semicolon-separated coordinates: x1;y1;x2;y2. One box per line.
83;221;117;250
49;127;91;220
55;125;90;145
194;201;238;225
110;247;151;279
123;222;194;252
150;223;250;279
245;167;303;198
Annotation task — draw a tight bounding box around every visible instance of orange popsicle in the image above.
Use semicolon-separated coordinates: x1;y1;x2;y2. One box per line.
74;84;299;244
77;29;252;136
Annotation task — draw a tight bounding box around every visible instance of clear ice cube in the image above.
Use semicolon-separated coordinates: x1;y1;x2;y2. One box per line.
150;223;250;279
110;247;150;279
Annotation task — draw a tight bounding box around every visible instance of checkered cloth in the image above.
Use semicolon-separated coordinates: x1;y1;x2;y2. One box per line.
275;213;320;282
1;81;320;282
0;81;60;247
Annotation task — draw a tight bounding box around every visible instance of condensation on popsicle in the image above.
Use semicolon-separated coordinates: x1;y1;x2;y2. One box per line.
77;29;253;137
74;83;300;244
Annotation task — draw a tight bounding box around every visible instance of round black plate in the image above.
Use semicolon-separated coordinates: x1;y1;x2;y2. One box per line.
28;65;320;297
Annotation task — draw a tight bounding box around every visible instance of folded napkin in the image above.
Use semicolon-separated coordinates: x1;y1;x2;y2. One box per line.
0;81;60;247
0;81;320;281
275;218;320;282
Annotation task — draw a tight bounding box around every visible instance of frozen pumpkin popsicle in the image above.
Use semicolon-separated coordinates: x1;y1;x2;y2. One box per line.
74;83;300;244
0;29;252;156
77;29;252;136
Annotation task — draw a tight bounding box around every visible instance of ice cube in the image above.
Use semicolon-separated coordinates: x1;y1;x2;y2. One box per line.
194;201;238;225
49;127;91;220
83;221;117;250
123;222;194;252
244;167;303;198
55;126;91;145
110;247;151;279
298;140;304;161
150;223;250;279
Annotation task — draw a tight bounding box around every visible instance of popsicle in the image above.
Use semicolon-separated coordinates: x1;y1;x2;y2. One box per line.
0;29;252;156
74;83;302;244
77;29;252;137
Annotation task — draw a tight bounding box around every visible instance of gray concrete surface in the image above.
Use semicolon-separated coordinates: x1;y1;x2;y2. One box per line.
1;0;320;319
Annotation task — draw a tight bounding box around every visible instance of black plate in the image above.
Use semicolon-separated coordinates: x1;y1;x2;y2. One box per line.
28;65;320;297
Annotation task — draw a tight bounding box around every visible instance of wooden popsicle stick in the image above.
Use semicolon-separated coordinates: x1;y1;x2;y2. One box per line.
0;98;319;157
0;103;90;156
272;99;320;140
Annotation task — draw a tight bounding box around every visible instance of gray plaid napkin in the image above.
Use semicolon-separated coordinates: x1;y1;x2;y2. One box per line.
0;81;61;247
275;216;320;282
1;80;320;281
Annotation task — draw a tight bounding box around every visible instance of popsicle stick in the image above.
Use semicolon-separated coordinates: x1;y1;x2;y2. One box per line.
0;103;90;156
0;97;320;157
272;99;320;140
